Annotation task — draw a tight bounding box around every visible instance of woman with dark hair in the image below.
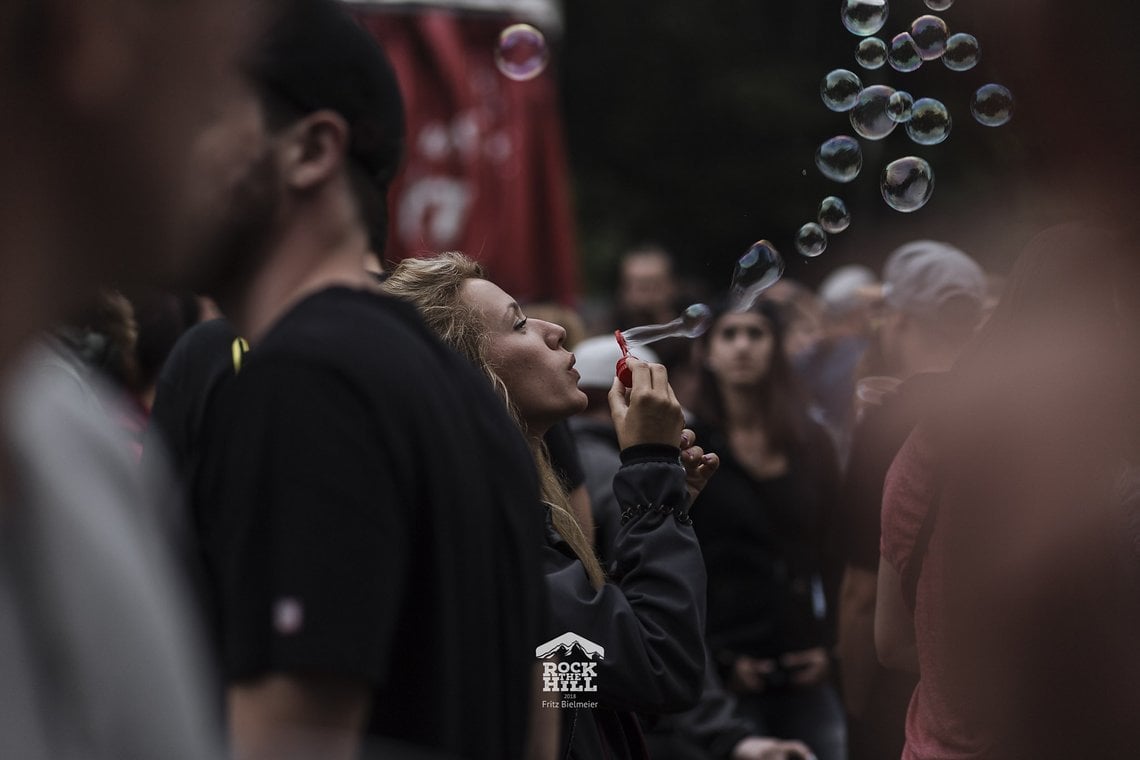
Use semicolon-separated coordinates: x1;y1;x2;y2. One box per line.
690;298;845;760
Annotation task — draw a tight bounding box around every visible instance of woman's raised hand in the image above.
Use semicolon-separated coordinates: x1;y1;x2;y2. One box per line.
679;428;719;504
607;357;684;450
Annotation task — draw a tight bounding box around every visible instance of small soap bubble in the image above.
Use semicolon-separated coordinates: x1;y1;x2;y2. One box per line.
943;32;980;70
924;0;953;10
910;15;949;60
494;24;549;81
729;241;786;311
881;156;935;213
906;97;952;145
887;91;914;122
849;85;898;141
679;304;714;337
972;84;1014;126
815;135;864;183
855;37;888;69
796;223;828;258
888;33;922;72
621;303;715;345
821;69;864;112
841;0;889;36
818;196;851;233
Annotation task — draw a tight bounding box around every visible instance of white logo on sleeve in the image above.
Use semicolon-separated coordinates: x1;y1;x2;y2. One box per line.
535;632;604;694
273;597;304;636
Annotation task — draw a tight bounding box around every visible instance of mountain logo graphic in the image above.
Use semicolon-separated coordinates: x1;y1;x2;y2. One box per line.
534;632;605;661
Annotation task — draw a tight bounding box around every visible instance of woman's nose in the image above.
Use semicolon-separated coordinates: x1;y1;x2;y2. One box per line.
538;319;566;348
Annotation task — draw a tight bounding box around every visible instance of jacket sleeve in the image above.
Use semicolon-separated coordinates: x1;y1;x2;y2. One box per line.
542;445;708;713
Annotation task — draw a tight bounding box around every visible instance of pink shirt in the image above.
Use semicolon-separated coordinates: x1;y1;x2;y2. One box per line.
881;427;990;760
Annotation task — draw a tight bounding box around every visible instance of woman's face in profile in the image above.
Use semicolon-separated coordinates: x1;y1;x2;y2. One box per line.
706;311;775;387
460;278;588;431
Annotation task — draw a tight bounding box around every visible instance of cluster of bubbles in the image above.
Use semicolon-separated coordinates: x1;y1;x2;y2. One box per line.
494;24;549;81
497;6;1013;345
813;0;1014;226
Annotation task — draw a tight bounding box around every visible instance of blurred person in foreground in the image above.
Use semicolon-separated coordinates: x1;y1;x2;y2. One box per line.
182;2;549;758
0;0;260;757
384;252;717;759
689;299;845;760
832;242;985;760
876;224;1140;759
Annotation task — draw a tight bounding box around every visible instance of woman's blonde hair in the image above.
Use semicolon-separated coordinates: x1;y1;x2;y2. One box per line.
383;252;605;588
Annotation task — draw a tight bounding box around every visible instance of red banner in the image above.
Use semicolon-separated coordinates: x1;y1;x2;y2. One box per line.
351;8;580;305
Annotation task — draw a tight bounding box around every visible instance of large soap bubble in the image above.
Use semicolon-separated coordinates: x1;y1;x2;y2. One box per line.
849;85;898;141
972;84;1014;126
795;223;828;258
815;136;864;182
888;33;922;72
841;0;889;36
943;33;980;71
906;97;952;145
821;69;864;112
924;0;953;9
494;24;549;81
818;196;851;233
881;156;935;212
729;241;785;311
855;37;888;69
910;15;949;60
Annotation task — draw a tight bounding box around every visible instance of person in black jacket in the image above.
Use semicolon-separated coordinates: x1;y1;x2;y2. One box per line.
689;299;844;760
384;252;719;759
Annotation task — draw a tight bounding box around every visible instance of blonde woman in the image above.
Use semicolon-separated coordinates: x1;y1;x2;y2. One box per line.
384;252;718;759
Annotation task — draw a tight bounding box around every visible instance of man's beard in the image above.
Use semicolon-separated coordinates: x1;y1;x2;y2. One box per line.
180;147;282;307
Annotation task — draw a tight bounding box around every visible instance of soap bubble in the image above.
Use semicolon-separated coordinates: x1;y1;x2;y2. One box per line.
943;33;980;71
729;241;785;311
815;136;864;182
972;84;1014;126
821;69;864;112
910;15;949;60
841;0;889;36
818;196;851;233
494;24;549;81
906;97;952;145
881;156;935;212
855;37;888;69
622;303;715;345
887;91;914;122
924;0;953;9
888;33;922;72
796;223;828;258
849;85;898;141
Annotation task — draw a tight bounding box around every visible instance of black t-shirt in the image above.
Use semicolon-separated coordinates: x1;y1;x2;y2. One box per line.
838;372;946;571
144;318;243;479
692;418;840;660
192;287;547;759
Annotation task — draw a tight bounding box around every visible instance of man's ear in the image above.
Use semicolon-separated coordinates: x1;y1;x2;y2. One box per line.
280;110;350;191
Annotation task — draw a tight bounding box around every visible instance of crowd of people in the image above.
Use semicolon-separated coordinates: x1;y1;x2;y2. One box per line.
0;1;1138;759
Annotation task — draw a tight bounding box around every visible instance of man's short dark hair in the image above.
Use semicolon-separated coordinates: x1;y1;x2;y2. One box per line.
249;0;404;253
